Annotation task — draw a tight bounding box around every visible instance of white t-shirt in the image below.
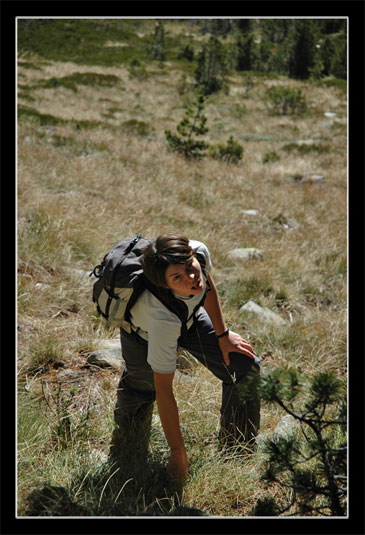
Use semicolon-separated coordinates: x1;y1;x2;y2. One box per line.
129;240;212;373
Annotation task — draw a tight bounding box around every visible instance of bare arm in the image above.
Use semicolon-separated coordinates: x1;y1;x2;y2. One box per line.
204;274;256;365
153;371;188;482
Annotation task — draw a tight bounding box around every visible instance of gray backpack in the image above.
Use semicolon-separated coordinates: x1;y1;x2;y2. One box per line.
91;234;207;331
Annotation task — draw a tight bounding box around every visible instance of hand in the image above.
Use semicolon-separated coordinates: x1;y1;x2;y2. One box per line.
218;330;256;366
167;448;188;483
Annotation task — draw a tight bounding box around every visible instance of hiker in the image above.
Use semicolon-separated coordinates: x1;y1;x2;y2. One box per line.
110;234;260;483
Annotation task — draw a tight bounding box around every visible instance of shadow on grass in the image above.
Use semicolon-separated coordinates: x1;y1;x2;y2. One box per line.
24;452;206;517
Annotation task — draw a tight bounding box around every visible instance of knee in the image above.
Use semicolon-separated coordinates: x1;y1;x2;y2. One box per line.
229;352;260;377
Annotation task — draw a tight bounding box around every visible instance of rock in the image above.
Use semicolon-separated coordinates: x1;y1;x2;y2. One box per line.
272;415;298;440
227;248;263;261
57;369;80;379
240;299;287;326
34;282;50;290
87;339;124;369
87;348;124;369
241;209;259;216
174;370;199;383
283;218;299;230
296;139;319;146
257;415;298;451
272;214;300;230
324;111;337;119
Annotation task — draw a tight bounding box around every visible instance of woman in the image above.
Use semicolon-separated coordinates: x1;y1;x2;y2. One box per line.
110;234;260;483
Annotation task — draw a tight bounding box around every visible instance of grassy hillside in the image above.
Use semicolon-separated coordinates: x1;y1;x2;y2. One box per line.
17;18;347;517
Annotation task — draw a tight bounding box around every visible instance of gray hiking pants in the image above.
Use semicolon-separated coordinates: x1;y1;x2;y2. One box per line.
114;308;260;446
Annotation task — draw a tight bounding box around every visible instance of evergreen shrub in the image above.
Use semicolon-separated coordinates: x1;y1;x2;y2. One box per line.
266;86;307;115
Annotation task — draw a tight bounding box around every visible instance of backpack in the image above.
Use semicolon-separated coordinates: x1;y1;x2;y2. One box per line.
90;234;208;331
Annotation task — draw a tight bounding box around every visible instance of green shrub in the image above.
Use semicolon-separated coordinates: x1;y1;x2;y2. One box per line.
18;105;67;127
230;103;248;118
266;86;307;115
209;136;244;164
282;143;330;154
121;119;153;137
128;59;148;80
320;77;347;94
262;150;281;163
37;73;120;92
178;44;195;62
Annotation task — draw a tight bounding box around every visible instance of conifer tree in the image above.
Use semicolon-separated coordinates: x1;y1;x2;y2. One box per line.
152;21;165;61
164;95;209;159
288;20;319;79
235;32;256;71
239;369;347;516
195;36;228;95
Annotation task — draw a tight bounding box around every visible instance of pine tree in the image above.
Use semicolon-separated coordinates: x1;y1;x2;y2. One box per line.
235;32;256;71
195;36;228;95
164;95;209;159
239;369;347;516
321;36;336;76
288;20;319;79
331;40;347;80
152;21;165;61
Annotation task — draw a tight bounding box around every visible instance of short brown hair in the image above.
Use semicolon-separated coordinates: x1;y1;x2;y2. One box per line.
142;234;195;288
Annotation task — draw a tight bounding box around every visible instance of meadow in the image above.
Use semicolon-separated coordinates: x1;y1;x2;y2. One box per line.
17;19;347;517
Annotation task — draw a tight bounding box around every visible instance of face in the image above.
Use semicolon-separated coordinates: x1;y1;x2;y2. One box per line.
165;257;203;297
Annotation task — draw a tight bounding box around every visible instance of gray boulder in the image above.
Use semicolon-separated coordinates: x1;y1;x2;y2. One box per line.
240;299;287;326
87;339;124;369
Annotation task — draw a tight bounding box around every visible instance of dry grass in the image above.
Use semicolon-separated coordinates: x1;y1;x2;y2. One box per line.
17;41;347;517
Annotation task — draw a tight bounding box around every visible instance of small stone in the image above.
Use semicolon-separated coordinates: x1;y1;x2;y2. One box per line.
296;139;317;146
35;283;50;290
174;370;199;383
324;111;337;119
227;248;263;260
241;209;259;216
57;369;79;379
283;218;300;230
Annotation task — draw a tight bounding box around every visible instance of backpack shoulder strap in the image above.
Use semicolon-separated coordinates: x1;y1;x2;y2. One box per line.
195;251;207;277
124;274;189;325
